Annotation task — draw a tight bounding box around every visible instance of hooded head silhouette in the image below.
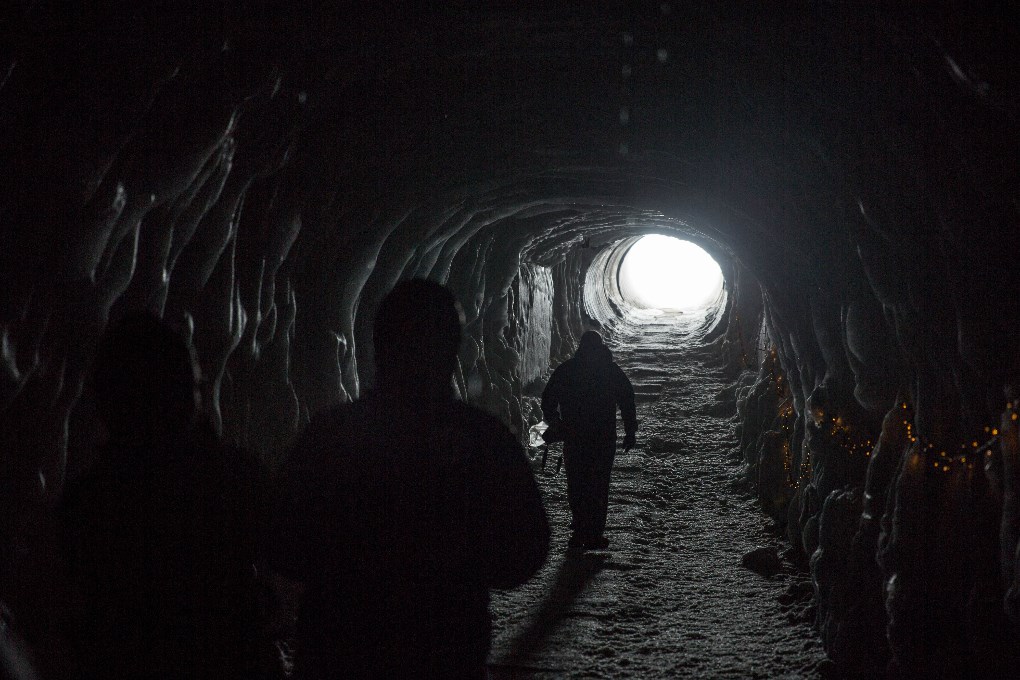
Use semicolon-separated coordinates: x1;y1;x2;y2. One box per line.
91;311;200;445
373;279;464;395
575;330;612;364
577;330;603;354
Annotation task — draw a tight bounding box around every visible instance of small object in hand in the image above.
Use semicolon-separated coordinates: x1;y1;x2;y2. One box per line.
542;420;565;445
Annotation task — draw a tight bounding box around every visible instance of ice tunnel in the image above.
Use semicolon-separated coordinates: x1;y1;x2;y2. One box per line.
1;2;1019;677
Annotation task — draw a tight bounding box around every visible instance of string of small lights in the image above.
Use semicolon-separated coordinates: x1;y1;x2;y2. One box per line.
758;346;1017;483
804;400;1010;476
814;408;875;459
762;346;874;489
912;399;1014;473
763;348;801;487
780;400;795;486
761;346;784;397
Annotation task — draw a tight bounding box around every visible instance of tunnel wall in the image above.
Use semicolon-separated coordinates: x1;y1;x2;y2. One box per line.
2;3;1020;677
510;264;554;391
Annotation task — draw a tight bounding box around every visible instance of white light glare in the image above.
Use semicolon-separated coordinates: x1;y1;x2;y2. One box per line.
618;235;723;311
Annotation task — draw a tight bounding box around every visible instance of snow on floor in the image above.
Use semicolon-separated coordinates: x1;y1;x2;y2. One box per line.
488;313;829;679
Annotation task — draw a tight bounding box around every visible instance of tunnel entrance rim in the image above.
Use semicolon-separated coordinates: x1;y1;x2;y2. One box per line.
581;232;729;335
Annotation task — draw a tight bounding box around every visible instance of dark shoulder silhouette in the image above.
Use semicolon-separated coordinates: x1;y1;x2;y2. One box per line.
61;312;272;680
270;279;549;679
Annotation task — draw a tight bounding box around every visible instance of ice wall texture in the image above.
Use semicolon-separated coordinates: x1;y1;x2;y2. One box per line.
511;265;553;390
1;2;1019;675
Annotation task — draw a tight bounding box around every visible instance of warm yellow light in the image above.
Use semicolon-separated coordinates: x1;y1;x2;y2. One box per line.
992;429;999;436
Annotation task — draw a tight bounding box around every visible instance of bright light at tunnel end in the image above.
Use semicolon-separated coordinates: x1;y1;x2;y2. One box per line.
618;235;724;311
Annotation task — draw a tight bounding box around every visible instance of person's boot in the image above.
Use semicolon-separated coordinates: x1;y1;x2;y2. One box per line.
567;533;585;550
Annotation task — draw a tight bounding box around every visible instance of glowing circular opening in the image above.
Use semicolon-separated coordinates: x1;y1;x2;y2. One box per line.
618;235;724;311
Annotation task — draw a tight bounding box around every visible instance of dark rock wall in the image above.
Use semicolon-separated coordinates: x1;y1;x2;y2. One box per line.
2;2;1018;675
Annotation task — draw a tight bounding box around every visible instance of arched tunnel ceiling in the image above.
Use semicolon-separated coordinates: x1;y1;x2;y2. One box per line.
3;3;1012;277
5;2;1014;313
1;1;1016;457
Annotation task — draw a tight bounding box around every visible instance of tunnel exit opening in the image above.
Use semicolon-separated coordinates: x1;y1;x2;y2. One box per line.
581;231;728;338
618;235;724;313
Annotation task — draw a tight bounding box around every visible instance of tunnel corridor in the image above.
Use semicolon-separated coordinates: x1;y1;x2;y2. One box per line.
2;2;1019;678
490;312;826;678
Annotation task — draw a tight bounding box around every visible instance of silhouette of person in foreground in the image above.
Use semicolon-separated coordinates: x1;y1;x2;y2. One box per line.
62;312;272;680
542;330;636;550
271;279;550;680
0;603;39;680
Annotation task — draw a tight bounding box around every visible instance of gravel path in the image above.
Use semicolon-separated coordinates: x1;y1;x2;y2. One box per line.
488;313;828;678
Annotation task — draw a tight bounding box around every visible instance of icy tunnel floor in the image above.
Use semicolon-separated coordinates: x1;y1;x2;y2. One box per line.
488;313;829;679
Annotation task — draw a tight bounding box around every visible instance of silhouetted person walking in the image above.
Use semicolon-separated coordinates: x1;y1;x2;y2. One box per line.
271;279;550;680
542;330;636;550
62;312;272;680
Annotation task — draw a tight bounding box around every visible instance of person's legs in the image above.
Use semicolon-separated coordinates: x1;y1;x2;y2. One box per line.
563;440;595;546
590;441;616;542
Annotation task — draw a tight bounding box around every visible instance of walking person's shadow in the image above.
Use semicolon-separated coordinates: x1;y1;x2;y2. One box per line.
490;550;608;676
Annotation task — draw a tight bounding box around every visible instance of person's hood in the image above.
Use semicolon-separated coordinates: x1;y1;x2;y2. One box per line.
576;343;613;364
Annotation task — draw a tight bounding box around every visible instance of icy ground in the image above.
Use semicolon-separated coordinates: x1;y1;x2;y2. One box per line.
488;313;830;678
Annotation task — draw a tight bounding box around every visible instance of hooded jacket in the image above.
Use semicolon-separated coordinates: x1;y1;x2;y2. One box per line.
541;344;637;443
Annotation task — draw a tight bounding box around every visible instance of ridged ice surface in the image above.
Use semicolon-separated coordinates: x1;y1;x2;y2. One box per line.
489;313;828;678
